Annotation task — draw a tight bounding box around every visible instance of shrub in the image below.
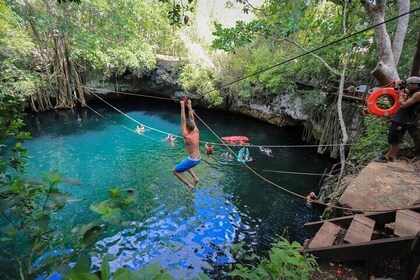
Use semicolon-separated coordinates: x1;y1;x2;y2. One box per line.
228;237;319;280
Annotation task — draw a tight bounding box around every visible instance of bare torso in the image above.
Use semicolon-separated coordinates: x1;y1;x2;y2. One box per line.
183;129;200;159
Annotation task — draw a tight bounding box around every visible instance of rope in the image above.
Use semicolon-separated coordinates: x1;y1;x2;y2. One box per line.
193;111;420;213
87;89;348;148
262;170;325;176
78;94;418;213
69;8;420;214
88;90;171;135
74;94;158;141
201;7;420;95
82;86;172;101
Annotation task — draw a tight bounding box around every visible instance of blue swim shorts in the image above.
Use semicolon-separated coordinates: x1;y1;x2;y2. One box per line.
174;156;201;173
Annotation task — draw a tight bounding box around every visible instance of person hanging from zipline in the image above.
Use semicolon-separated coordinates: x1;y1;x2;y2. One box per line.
173;99;201;190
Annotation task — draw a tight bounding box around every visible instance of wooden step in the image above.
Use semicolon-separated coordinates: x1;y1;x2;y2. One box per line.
344;214;375;244
395;209;420;237
308;221;341;249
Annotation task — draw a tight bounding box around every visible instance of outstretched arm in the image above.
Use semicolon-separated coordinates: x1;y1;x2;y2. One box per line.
180;101;187;134
399;91;420;108
187;100;197;129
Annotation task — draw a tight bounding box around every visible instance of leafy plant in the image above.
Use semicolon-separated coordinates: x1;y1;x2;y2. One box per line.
228;237;319;280
0;93;136;278
179;63;222;106
350;115;389;164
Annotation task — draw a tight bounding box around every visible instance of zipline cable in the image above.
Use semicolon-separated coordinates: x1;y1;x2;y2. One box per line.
80;94;419;213
74;94;158;142
262;170;325;176
78;7;420;151
88;90;348;148
201;6;420;95
193;111;420;213
73;9;420;213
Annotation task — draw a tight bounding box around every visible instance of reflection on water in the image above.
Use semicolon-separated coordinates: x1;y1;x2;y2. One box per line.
21;98;331;278
92;187;242;279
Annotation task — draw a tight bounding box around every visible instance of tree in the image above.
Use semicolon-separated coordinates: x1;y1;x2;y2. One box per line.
5;0;174;112
359;0;410;85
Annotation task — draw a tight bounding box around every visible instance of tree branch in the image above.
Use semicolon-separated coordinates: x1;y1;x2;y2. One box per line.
360;0;373;14
337;0;350;187
270;37;340;76
392;0;410;66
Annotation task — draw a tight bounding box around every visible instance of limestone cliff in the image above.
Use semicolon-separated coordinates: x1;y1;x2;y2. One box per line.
88;55;363;158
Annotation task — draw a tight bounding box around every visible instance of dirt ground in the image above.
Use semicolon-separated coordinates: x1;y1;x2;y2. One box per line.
314;157;420;280
339;159;420;210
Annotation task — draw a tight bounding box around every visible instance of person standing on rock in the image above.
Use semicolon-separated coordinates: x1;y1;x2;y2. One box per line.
173;99;201;190
374;76;420;163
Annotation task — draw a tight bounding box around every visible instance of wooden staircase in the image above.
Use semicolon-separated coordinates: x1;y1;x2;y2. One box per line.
300;205;420;261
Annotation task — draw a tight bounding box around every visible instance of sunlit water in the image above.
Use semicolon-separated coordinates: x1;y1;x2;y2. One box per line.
22;97;332;278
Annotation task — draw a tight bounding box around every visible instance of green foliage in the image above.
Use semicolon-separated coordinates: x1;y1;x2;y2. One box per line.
113;263;174;280
179;63;222;106
210;0;382;104
0;93;137;279
0;168;83;274
228;237;319;280
211;20;265;52
68;0;173;78
90;187;137;224
0;93;31;174
63;256;175;280
158;0;195;27
5;0;176;85
350;115;389;164
0;0;40;97
290;89;328;113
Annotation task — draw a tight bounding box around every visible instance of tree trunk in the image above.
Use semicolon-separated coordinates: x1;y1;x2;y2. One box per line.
70;59;87;107
23;0;57;112
360;0;410;85
30;94;39;113
411;29;420;76
54;35;74;109
392;0;410;66
337;2;350;185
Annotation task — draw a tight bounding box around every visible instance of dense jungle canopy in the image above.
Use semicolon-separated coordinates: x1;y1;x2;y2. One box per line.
1;0;420;279
1;0;419;105
1;0;419;142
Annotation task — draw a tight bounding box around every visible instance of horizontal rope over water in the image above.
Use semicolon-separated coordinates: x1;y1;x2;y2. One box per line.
84;87;350;148
83;87;417;213
78;7;420;213
193;111;419;213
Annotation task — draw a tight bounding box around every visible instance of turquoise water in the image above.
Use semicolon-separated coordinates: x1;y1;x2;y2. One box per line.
23;97;331;278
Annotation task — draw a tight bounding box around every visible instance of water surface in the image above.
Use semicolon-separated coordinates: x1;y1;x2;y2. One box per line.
23;97;331;278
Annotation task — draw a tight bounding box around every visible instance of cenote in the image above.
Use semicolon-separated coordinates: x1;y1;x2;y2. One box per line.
22;96;333;279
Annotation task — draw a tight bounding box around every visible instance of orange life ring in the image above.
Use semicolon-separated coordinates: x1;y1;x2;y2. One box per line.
366;87;400;117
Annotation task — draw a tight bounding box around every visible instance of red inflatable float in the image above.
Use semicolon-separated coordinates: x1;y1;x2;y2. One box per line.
221;136;249;144
366;87;400;117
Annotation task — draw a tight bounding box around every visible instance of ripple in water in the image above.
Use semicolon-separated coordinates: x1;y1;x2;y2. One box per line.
90;186;248;279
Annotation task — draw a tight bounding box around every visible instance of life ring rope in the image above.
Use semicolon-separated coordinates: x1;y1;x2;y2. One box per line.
366;87;399;117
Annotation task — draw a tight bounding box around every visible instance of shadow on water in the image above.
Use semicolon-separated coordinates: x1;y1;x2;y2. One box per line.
20;97;332;279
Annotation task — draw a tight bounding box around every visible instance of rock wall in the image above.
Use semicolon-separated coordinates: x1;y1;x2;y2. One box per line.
86;55;186;100
86;55;364;158
227;94;304;127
